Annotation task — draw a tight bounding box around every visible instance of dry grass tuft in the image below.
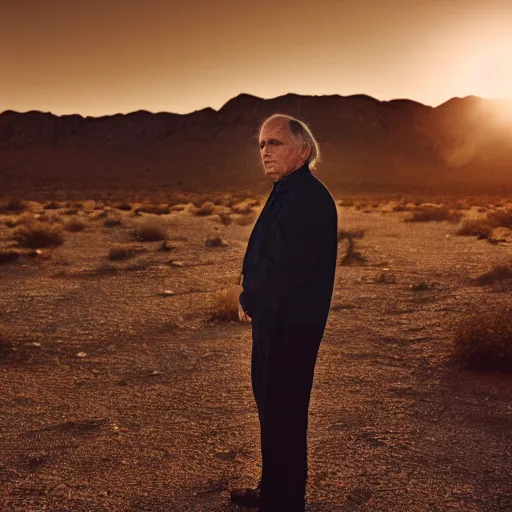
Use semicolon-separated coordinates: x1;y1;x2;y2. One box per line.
475;263;512;285
0;249;22;265
205;231;229;247
0;197;26;214
12;221;64;248
103;216;123;227
89;210;109;221
234;212;257;226
108;245;138;261
133;219;167;241
340;238;366;266
170;204;187;213
62;208;78;216
209;286;241;322
231;199;259;214
7;212;38;226
64;218;87;232
218;213;232;225
135;204;171;215
114;202;133;211
392;202;409;212
338;228;365;241
405;204;462;223
486;208;512;229
36;212;61;223
453;302;512;372
456;219;493;238
43;201;61;210
192;201;216;216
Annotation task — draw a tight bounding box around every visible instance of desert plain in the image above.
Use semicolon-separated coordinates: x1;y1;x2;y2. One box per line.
1;194;512;512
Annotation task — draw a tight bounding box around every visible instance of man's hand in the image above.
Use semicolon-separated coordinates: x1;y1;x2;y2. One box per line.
238;301;252;323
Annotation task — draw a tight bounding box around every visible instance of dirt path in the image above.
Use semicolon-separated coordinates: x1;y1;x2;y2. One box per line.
1;204;512;511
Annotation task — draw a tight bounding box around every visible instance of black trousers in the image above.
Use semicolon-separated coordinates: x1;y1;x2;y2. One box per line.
251;312;325;512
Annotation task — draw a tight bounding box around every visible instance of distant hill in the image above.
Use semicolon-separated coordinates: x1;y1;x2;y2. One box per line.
1;93;511;198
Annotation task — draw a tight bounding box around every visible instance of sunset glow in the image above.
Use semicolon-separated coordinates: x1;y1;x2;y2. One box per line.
0;0;511;116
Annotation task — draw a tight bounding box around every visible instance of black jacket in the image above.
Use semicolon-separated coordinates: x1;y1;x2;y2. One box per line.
239;161;338;327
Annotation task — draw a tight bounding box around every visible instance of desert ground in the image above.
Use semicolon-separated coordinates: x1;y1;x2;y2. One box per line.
1;195;512;512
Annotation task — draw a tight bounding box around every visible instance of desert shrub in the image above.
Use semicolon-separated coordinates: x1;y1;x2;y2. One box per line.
456;219;493;238
12;221;64;248
235;212;257;226
64;218;86;232
103;216;122;227
0;249;22;265
338;228;365;241
43;201;60;210
114;202;132;211
192;201;216;216
36;212;61;223
453;199;471;210
170;204;187;212
135;204;171;215
410;280;437;291
339;238;366;266
486;208;512;229
392;202;408;212
0;197;26;214
209;286;241;322
231;198;260;214
205;231;228;247
453;302;512;371
353;200;370;210
89;210;109;220
219;213;232;225
475;263;512;285
5;212;36;226
218;193;235;207
375;270;397;284
405;204;462;223
108;245;136;261
133;219;167;241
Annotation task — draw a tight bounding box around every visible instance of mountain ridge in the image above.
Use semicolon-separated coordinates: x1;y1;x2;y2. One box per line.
1;93;511;197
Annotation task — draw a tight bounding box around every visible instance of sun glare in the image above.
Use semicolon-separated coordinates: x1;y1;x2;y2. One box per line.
464;29;512;101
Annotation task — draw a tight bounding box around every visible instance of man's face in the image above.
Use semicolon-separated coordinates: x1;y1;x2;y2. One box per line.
259;119;310;182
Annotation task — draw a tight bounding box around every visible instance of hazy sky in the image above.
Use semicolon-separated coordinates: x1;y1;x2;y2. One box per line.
1;0;511;116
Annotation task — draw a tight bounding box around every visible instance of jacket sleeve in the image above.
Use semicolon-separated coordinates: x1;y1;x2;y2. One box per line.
239;192;335;313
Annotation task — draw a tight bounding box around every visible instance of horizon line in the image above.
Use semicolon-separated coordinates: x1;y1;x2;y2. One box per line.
0;92;504;119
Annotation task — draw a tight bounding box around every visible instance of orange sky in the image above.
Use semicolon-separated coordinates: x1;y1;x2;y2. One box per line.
1;0;511;116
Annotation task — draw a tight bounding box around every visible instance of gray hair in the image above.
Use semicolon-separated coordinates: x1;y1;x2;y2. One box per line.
260;113;321;169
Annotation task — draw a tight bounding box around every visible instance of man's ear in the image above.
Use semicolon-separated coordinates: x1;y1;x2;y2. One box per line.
300;142;311;160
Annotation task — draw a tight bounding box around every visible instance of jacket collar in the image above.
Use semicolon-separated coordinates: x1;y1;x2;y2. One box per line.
272;161;311;193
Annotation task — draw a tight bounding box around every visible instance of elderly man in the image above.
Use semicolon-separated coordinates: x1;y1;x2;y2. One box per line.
230;114;338;511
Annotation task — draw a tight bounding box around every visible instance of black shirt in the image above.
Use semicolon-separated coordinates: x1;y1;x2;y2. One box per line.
239;161;338;327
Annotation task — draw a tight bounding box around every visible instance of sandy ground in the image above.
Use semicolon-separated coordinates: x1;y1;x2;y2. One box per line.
1;200;512;512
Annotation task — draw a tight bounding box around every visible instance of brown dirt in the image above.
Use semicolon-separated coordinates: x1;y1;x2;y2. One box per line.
1;201;512;511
